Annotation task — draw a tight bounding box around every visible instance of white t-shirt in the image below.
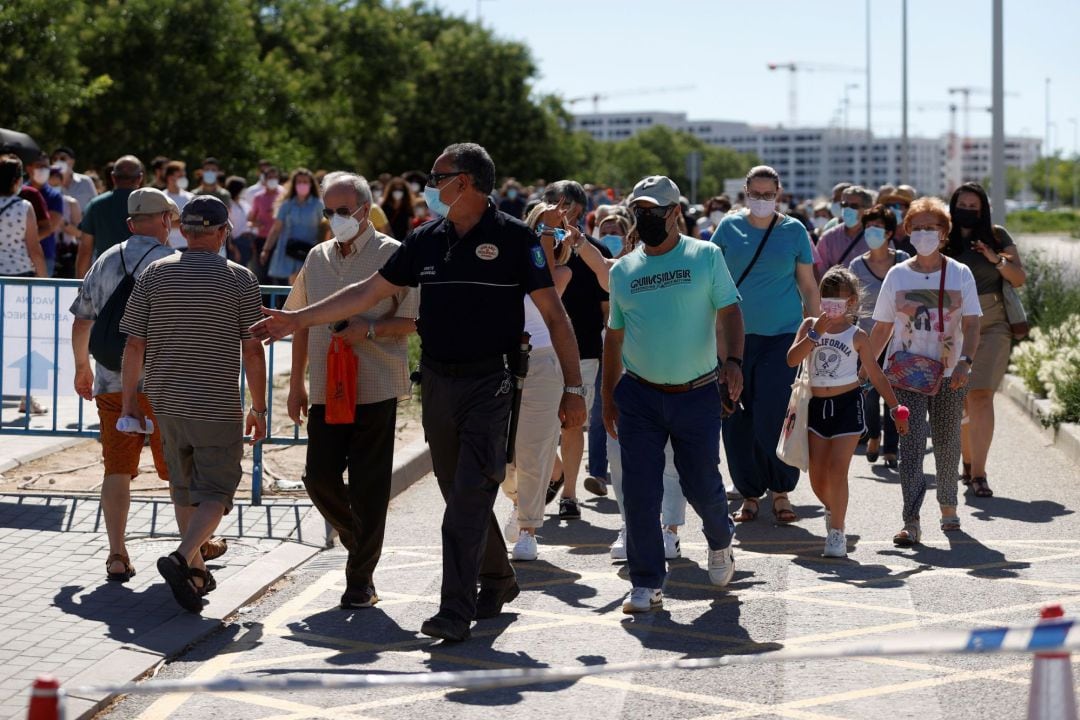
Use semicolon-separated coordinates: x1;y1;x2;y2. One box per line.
523;297;551;349
871;256;982;377
165;189;194;249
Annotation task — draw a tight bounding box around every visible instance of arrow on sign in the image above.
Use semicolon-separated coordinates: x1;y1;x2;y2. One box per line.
8;350;54;390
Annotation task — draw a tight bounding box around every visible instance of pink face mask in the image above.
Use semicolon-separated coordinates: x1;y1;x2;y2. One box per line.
294;181;311;198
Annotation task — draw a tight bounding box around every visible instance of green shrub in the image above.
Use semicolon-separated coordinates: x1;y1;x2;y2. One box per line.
1019;251;1080;330
1006;209;1080;236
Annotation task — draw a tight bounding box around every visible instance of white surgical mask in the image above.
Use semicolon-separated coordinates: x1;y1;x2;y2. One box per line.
747;198;776;218
266;178;279;191
202;170;218;185
32;168;49;185
709;210;724;225
812;216;829;230
909;229;941;257
392;190;404;202
830;201;842;219
176;176;189;191
329;210;362;242
864;225;887;249
55;160;70;175
408;182;421;194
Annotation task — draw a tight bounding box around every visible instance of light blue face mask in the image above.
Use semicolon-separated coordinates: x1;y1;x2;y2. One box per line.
864;225;887;250
842;206;860;229
890;205;905;226
424;184;453;217
599;234;623;256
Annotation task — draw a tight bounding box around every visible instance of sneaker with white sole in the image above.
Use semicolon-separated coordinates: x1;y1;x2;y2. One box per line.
823;528;847;558
707;545;735;587
622;587;662;614
663;528;681;559
610;527;627;561
503;507;519;543
511;530;538;561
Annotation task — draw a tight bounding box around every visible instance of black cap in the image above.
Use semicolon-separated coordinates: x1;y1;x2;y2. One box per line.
53;146;76;158
180;196;229;227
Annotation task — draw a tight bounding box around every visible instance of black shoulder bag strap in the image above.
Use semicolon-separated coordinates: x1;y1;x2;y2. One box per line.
0;197;20;219
735;213;780;288
837;229;865;267
122;244;159;279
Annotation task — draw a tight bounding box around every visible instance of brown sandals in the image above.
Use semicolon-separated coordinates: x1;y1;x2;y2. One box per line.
106;553;135;583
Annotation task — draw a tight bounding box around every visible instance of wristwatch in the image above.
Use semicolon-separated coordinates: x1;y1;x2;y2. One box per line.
366;323;377;341
725;356;743;368
959;354;974;366
807;328;822;343
248;407;268;418
563;385;587;397
996;256;1008;268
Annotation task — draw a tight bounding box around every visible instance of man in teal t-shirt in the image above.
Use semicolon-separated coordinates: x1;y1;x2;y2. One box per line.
602;175;744;615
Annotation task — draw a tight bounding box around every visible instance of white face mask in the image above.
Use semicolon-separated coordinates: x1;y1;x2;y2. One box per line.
266;178;279;191
32;168;50;185
909;229;942;257
830;201;842;218
747;198;776;218
176;176;189;191
329;209;362;242
55;160;70;175
408;182;421;194
391;190;404;202
709;210;724;225
811;216;829;230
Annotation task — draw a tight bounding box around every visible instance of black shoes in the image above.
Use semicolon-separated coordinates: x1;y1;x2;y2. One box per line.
421;614;471;642
340;586;379;609
475;582;520;619
545;474;565;505
558;497;581;519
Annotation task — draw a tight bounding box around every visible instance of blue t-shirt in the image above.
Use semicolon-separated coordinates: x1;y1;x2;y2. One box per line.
712;212;814;336
37;183;63;260
608;235;740;384
269;196;324;279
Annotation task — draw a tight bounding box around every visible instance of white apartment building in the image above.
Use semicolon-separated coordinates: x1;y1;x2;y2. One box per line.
572;111;1040;200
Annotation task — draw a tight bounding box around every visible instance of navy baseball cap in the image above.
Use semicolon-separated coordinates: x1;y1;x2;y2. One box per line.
180;195;229;227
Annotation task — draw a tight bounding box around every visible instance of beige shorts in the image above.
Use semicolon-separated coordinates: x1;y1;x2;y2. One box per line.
969;293;1012;391
157;414;244;512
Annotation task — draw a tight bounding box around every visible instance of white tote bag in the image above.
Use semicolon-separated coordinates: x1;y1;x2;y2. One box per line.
776;361;810;472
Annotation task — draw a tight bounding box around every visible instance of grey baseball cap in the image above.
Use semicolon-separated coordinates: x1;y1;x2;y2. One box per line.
629;175;681;207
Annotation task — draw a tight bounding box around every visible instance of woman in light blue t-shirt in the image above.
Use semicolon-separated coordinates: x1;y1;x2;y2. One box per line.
712;166;820;524
260;168;324;284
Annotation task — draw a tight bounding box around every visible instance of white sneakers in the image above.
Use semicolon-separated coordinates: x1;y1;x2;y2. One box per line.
503;507;519;543
707;545;735;587
823;528;847;558
663;528;681;559
610;527;627;560
622;587;662;613
511;530;538;561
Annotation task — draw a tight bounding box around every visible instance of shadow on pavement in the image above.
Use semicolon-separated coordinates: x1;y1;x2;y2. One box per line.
877;529;1030;578
512;559;599;609
616;595;781;658
965;495;1073;524
52;583;217;651
0;499;68;530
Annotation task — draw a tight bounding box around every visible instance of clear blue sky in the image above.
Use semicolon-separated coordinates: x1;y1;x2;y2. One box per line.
433;0;1080;155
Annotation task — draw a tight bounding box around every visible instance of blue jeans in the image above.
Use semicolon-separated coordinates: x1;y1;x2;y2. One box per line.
614;375;734;589
587;364;607;478
608;435;687;526
721;333;800;499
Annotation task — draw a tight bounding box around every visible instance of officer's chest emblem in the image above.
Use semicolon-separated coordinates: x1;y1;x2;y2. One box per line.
476;243;499;261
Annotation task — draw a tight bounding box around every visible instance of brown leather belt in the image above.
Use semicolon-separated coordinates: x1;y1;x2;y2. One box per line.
626;369;718;394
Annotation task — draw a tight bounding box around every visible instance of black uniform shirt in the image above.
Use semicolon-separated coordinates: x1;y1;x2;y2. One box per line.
560;235;612;360
379;202;555;363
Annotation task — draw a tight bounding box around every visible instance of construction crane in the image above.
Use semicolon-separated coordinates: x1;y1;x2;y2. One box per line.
948;86;1019;141
566;85;697;114
767;62;863;128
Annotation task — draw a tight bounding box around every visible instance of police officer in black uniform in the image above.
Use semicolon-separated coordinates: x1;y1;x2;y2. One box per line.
252;143;587;642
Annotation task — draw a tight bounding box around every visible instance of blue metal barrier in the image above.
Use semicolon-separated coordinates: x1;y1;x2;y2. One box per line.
0;278;304;506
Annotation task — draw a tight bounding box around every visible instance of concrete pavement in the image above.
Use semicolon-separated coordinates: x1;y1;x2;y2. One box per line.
98;393;1080;720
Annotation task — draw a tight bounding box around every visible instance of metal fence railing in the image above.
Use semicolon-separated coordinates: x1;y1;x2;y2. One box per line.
0;278;303;505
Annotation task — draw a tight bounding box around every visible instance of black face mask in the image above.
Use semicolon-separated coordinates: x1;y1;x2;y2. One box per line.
634;209;669;247
953;207;980;229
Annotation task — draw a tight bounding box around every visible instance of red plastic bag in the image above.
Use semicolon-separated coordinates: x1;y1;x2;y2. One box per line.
325;336;357;424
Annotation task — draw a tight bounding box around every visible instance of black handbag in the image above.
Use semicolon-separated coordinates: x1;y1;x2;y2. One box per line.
284;238;313;261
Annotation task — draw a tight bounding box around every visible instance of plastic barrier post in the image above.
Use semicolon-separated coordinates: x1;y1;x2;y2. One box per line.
1027;604;1078;720
26;675;61;720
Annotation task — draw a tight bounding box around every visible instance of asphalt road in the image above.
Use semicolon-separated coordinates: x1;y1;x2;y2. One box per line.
101;393;1080;720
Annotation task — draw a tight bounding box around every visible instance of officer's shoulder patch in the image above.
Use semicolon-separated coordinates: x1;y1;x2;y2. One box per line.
530;245;546;269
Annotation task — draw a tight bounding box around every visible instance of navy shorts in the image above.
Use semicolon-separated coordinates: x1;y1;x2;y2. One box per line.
808;387;866;439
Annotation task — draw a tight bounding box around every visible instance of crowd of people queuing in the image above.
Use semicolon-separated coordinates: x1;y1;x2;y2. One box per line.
27;139;1024;637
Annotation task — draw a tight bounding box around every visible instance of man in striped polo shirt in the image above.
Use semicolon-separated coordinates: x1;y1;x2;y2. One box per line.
284;172;418;611
119;196;268;613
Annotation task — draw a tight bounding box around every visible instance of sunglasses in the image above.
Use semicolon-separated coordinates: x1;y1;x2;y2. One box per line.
633;205;670;220
426;171;462;187
322;206;358;220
